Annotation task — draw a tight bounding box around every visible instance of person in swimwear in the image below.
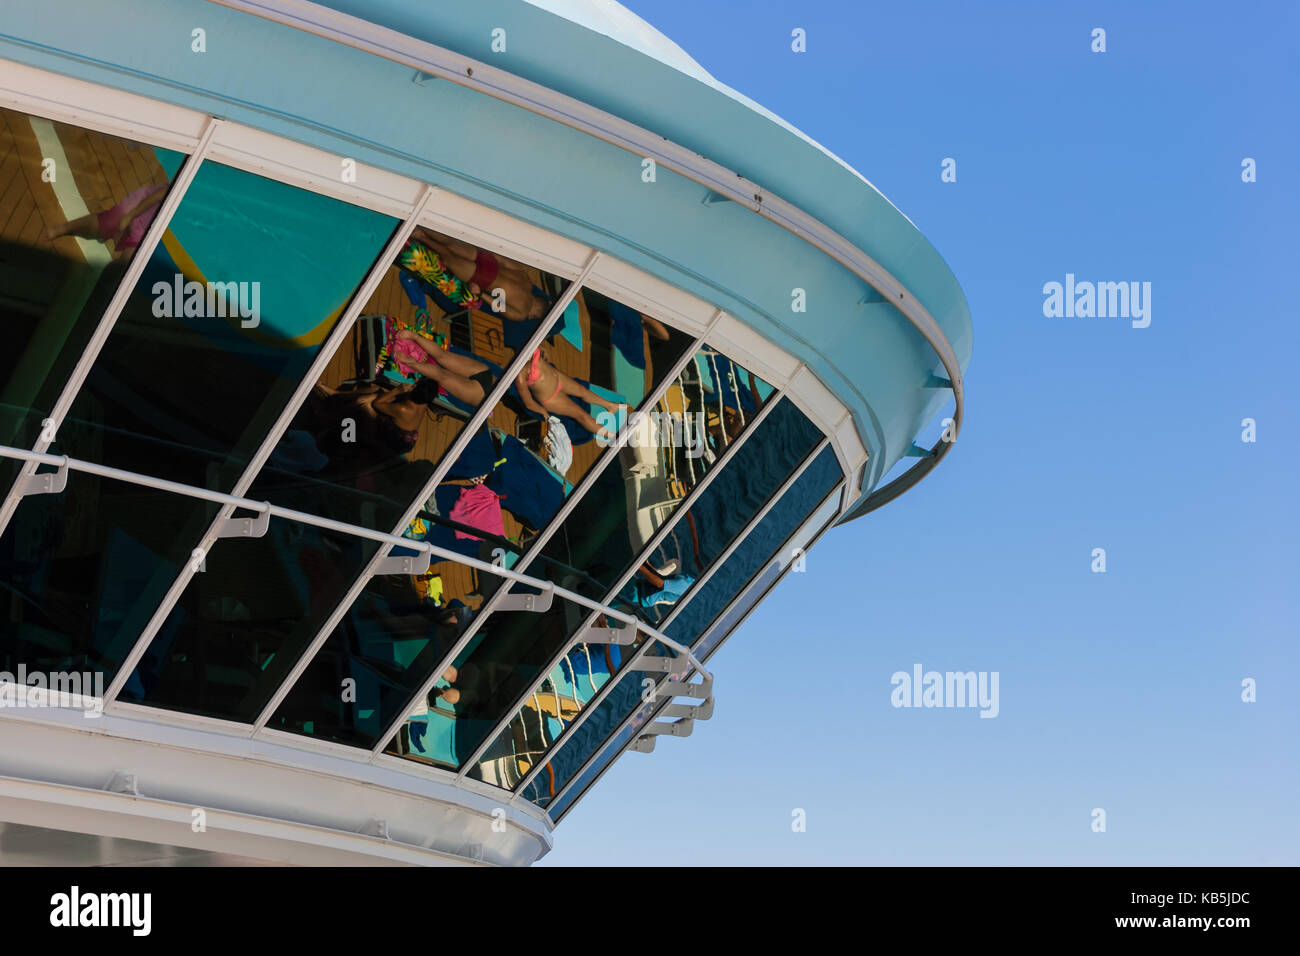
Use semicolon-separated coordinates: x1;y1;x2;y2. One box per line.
409;227;552;321
393;329;496;406
312;382;425;454
39;182;168;258
516;345;624;442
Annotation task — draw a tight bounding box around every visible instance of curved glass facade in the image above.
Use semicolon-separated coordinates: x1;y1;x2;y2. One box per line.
0;98;858;824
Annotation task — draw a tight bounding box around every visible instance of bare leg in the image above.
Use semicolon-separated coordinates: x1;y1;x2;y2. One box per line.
544;393;617;441
406;359;484;406
637;564;665;589
559;376;623;414
40;212;104;243
438;235;481;263
422;348;489;380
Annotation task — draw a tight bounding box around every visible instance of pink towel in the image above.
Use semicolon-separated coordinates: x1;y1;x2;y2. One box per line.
391;336;427;378
449;484;505;541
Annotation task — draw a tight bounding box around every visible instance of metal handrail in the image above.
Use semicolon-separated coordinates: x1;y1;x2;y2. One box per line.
0;444;712;679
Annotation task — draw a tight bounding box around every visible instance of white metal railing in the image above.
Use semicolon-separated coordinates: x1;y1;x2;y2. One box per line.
364;317;724;763
548;482;845;819
0;444;713;684
459;380;794;782
514;440;835;802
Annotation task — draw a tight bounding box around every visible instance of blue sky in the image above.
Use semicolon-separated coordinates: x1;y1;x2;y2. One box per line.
541;0;1300;864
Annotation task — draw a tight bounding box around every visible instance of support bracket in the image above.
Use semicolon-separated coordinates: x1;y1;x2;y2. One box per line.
630;656;677;673
374;550;432;576
905;442;936;459
496;584;554;613
217;508;271;539
580;617;639;646
659;679;711;700
19;464;69;498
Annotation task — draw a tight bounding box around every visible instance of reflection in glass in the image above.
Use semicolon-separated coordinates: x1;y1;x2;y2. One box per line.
394;588;612;775
1;157;394;692
265;568;486;746
0;105;186;493
526;444;844;813
538;393;816;618
271;291;692;749
541;649;676;821
465;407;825;793
665;449;844;651
406;286;694;613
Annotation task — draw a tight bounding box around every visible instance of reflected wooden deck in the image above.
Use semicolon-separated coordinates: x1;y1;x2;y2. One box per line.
319;256;658;610
0;107;169;259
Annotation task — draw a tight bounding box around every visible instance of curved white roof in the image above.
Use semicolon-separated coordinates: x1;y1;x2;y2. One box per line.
520;0;893;204
521;0;716;82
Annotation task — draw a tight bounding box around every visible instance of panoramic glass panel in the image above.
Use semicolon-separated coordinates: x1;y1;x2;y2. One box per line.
0;160;395;686
689;488;842;664
0;470;220;679
119;224;572;720
405;285;692;613
632;424;832;627
542;647;679;821
536;393;817;618
462;609;650;786
0;105;186;492
269;291;692;746
457;375;791;787
526;444;844;813
387;584;628;776
665;452;843;648
267;570;587;752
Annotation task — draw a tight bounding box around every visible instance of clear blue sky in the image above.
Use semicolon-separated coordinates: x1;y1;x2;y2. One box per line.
541;0;1299;865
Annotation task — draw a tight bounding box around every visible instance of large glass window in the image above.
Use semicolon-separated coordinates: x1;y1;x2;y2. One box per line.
267;575;598;754
117;224;574;720
526;443;844;814
536;391;812;616
463;406;827;792
406;285;693;614
0;106;186;493
0;157;396;685
668;460;844;657
269;289;692;748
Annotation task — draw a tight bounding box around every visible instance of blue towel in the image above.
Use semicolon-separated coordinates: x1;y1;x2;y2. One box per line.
486;434;566;531
608;299;646;370
444;427;498;479
557;298;583;352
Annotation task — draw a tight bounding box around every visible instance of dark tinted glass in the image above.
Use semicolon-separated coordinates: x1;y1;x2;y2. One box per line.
529;444;843;813
538;395;819;616
408;287;693;613
270;290;691;749
1;158;395;688
0;105;185;495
